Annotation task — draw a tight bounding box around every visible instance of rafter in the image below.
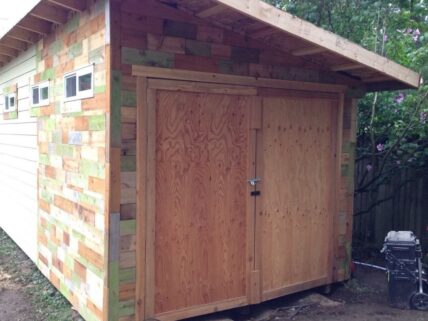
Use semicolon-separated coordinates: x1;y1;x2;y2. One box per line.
292;47;328;56
197;4;225;18
332;63;366;72
0;38;27;51
7;28;39;44
18;16;53;35
31;3;69;25
0;54;9;63
0;45;19;58
47;0;87;12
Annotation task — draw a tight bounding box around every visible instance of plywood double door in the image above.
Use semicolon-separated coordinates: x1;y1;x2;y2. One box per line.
140;80;339;321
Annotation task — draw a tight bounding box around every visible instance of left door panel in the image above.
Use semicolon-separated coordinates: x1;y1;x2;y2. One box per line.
142;83;259;320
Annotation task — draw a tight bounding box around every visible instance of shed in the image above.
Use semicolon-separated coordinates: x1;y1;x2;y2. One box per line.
0;0;421;321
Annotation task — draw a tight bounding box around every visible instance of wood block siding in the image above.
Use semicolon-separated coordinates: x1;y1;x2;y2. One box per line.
109;1;359;320
0;47;38;262
34;1;108;321
334;97;357;281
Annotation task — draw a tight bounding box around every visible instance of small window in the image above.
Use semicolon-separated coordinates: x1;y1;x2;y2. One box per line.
3;93;16;112
31;81;50;107
64;65;94;101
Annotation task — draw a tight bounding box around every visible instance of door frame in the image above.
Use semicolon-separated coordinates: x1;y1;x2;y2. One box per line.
133;66;346;321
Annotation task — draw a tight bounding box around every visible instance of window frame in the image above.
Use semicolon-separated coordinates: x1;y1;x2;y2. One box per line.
31;80;50;107
3;93;17;112
63;64;94;102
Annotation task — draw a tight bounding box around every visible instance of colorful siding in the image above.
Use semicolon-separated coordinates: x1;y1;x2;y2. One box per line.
107;0;358;320
34;1;108;321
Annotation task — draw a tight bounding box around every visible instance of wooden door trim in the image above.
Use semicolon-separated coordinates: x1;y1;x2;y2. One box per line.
136;77;148;321
133;65;347;93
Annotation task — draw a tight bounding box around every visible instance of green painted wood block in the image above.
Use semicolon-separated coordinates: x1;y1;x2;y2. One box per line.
89;115;106;131
218;59;234;74
30;107;41;117
55;144;75;157
49;40;64;56
64;15;80;34
185;40;211;57
41;68;55;81
118;300;135;317
79;160;105;178
68;42;83;59
79;192;98;208
44;118;56;131
120;220;136;236
94;85;106;95
231;47;259;63
39;154;50;165
108;261;120;321
111;70;122;148
119;267;136;283
121;90;136;107
341;164;350;177
164;20;197;39
121;156;136;172
122;47;174;68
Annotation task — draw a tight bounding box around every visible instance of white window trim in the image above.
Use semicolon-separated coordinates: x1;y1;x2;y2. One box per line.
31;81;50;107
64;64;94;102
0;94;4;114
3;93;17;112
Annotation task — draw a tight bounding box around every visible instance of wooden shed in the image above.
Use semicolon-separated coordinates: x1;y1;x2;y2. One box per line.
0;0;421;320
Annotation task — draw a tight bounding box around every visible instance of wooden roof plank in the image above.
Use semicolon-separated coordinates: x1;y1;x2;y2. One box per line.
332;63;366;72
7;28;39;44
214;0;421;88
0;38;27;51
31;3;69;25
292;46;328;56
47;0;86;12
18;16;52;35
0;45;19;58
197;4;226;18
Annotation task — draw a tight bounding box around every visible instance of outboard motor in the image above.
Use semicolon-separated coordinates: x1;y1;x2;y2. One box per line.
382;231;428;310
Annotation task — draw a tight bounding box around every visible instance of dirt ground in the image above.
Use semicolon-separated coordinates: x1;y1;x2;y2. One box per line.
1;228;427;321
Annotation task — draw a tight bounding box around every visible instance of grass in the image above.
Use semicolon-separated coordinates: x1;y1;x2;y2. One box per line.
0;228;73;321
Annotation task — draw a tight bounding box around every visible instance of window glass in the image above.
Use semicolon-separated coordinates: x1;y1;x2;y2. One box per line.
78;73;92;92
5;96;9;110
32;87;40;105
66;75;77;98
9;96;15;107
41;86;49;100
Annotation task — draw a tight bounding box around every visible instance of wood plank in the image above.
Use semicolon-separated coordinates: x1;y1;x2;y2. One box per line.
31;3;69;25
332;63;366;72
136;76;148;321
196;4;226;18
214;0;421;88
0;45;19;58
150;88;252;316
18;16;53;35
259;96;337;297
292;46;328;56
47;0;87;12
133;66;347;93
145;88;156;317
0;38;27;51
7;28;39;44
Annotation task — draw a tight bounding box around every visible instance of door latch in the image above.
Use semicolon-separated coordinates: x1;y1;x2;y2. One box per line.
247;178;261;186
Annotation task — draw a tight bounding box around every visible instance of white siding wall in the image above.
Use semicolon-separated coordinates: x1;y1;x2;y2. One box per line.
0;46;38;262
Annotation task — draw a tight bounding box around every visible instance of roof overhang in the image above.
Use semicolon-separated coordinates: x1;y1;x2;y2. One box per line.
0;0;421;92
0;0;88;65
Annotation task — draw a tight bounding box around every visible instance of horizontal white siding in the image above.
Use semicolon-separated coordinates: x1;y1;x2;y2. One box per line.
0;45;38;262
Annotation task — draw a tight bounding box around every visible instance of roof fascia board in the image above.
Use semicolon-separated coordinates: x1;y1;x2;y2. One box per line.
214;0;421;89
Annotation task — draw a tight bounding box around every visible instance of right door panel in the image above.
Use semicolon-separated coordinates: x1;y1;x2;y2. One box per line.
258;96;338;300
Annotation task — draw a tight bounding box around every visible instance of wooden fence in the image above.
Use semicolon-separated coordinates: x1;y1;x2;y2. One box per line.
353;162;428;250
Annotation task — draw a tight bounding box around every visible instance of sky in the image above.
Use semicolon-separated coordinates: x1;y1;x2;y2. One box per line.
0;0;40;37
